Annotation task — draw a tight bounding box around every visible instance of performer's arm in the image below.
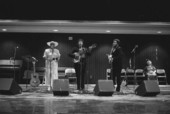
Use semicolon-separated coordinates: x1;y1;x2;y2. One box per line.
43;49;48;59
68;48;77;58
86;44;96;56
153;66;156;71
43;49;51;61
86;48;92;56
56;50;61;61
143;67;147;75
112;47;123;60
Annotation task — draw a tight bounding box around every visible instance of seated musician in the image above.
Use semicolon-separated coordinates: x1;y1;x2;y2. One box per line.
143;59;158;83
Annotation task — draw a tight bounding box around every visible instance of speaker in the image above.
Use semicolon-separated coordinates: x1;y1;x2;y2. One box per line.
0;78;22;95
53;79;69;96
94;80;114;96
135;80;160;96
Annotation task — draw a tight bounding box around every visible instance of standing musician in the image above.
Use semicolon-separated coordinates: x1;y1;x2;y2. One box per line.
107;39;123;92
43;41;60;91
68;39;95;92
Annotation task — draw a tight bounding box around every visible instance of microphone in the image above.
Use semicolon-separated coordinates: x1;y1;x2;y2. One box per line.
131;45;138;53
15;46;19;49
32;57;38;62
146;58;149;61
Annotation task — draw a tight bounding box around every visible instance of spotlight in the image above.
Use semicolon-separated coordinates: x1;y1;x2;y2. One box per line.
53;29;58;32
157;31;162;34
68;36;73;40
106;30;111;33
2;29;7;31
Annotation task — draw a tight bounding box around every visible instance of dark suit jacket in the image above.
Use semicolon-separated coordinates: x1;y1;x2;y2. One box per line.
111;46;123;69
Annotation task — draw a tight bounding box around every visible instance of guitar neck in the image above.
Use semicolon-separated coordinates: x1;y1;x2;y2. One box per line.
32;62;36;74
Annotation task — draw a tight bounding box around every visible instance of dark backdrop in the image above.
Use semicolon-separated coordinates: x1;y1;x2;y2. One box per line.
0;1;169;22
0;33;169;84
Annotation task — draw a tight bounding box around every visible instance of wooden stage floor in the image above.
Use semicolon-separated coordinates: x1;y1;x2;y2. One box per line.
0;84;170;114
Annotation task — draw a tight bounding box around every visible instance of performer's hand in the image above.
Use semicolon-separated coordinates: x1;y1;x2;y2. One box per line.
56;57;60;61
74;52;79;57
109;58;113;63
108;55;113;63
48;58;53;61
108;54;112;58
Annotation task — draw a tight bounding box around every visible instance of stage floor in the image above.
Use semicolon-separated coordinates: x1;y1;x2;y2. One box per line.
0;84;170;114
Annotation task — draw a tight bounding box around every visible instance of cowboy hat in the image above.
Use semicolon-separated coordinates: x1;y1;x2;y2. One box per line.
47;41;58;47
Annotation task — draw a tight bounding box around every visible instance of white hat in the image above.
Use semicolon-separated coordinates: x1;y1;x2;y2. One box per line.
47;41;58;47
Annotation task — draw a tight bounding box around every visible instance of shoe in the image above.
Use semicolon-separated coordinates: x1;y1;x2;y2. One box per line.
116;86;120;92
77;87;80;90
77;90;83;94
48;86;52;91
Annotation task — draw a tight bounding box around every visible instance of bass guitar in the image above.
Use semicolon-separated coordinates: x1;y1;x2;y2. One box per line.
73;44;96;63
30;61;40;87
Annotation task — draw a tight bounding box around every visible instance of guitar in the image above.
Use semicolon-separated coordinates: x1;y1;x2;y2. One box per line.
73;44;96;63
121;69;128;87
106;47;116;63
147;70;156;76
30;61;40;87
147;70;157;80
121;79;127;87
106;54;113;63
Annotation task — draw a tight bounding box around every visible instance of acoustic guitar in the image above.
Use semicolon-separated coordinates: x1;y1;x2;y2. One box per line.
121;72;127;87
30;61;40;87
73;44;96;63
147;70;157;80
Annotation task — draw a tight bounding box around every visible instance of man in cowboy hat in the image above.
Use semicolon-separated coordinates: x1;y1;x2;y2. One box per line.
43;41;60;91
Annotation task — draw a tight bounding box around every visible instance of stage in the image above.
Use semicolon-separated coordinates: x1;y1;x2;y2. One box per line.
0;84;170;114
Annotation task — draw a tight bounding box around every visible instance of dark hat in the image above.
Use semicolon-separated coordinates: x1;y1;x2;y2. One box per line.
146;59;152;63
78;39;84;42
113;39;120;44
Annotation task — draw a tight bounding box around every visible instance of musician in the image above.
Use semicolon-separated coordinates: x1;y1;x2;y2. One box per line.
143;59;157;81
108;39;123;92
68;39;93;91
43;41;60;91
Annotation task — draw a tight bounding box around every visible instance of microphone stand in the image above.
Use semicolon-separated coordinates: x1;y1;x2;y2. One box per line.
26;59;30;90
155;48;158;68
13;47;17;82
131;46;137;90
